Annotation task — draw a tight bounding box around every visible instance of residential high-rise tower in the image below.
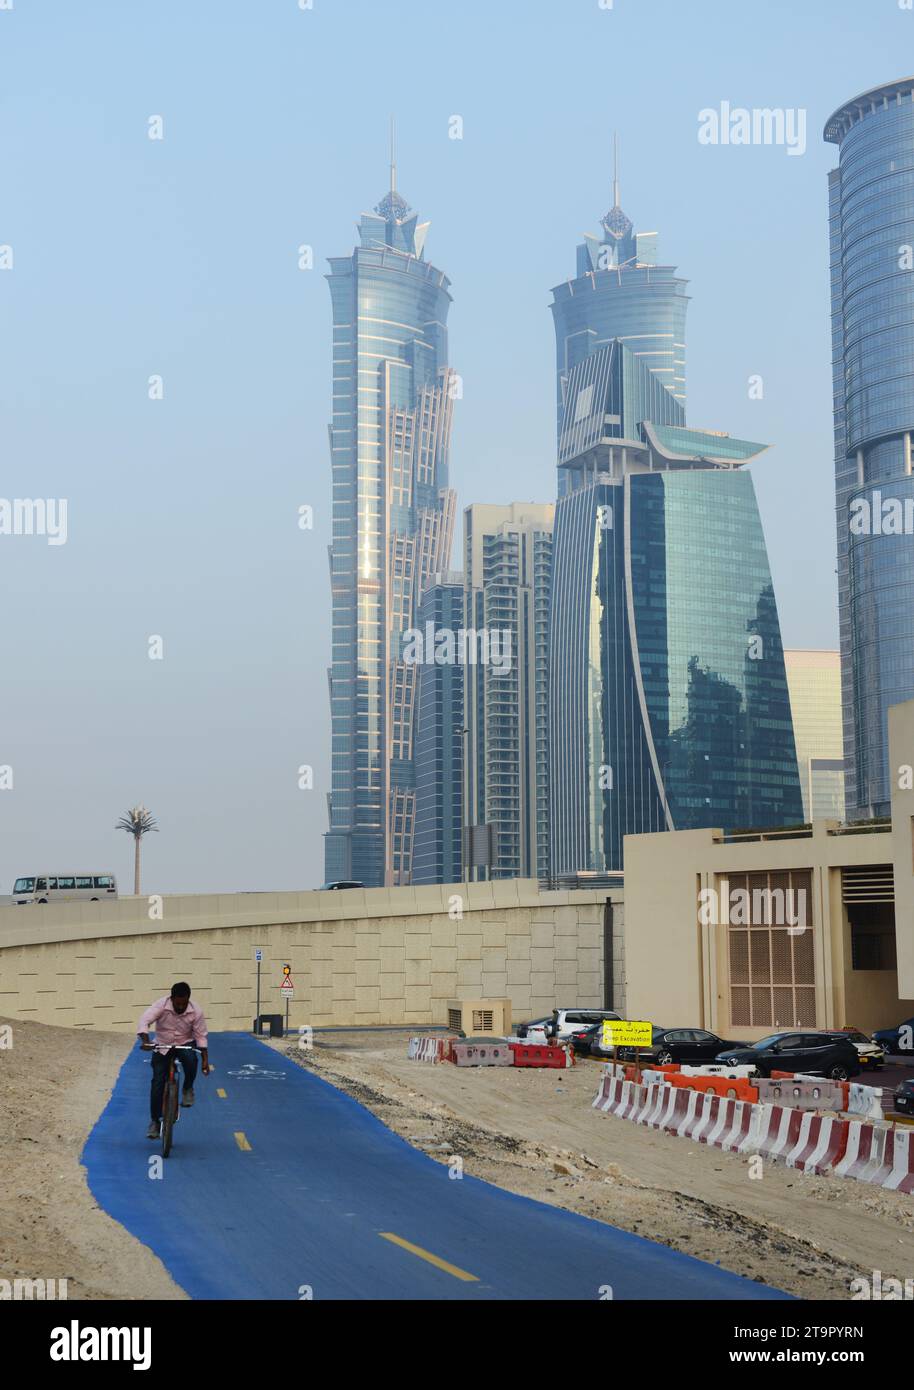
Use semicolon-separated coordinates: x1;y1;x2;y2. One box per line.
463;503;554;880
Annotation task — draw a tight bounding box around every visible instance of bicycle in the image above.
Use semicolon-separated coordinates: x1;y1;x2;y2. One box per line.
143;1043;202;1158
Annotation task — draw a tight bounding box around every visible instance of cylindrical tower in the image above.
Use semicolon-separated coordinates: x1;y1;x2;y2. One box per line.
826;80;914;817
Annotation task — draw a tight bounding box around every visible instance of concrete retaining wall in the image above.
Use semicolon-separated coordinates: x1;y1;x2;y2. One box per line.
0;880;621;1034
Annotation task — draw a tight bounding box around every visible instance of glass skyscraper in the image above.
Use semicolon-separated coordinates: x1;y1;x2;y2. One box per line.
550;174;689;495
463;504;554;881
825;80;914;819
324;168;456;886
412;572;464;885
548;313;802;871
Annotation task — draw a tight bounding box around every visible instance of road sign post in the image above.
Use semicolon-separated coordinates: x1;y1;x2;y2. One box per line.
602;1020;653;1083
279;963;294;1038
254;948;263;1033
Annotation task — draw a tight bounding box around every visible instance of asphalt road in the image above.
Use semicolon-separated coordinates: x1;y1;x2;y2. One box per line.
83;1032;791;1301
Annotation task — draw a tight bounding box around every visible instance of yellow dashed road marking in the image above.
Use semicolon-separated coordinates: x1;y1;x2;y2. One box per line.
234;1131;252;1151
216;1088;227;1099
378;1232;478;1282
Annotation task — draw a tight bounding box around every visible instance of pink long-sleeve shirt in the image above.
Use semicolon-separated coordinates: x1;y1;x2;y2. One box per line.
137;996;208;1053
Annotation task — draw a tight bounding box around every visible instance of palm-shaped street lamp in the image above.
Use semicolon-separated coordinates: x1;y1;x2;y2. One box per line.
115;805;159;895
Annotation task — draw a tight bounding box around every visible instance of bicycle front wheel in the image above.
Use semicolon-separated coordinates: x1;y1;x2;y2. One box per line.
161;1079;178;1158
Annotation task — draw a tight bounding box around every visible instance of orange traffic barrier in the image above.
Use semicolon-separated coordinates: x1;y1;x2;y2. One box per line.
667;1072;757;1102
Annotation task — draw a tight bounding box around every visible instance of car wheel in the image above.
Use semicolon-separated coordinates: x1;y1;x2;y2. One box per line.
657;1050;674;1064
38;898;48;904
829;1065;850;1081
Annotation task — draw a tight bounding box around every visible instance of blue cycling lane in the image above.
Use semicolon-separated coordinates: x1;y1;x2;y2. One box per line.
83;1032;791;1301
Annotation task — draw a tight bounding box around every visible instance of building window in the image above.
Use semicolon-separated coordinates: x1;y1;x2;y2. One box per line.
726;869;815;1028
848;903;897;971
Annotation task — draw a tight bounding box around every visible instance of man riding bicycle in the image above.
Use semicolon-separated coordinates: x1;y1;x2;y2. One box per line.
137;982;210;1140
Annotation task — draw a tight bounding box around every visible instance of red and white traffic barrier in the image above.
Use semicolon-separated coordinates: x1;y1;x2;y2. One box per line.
882;1127;914;1194
833;1121;878;1181
705;1097;740;1149
407;1035;449;1062
608;1078;636;1118
667;1087;700;1137
847;1082;885;1123
644;1084;673;1128
620;1082;647;1121
784;1113;849;1175
857;1125;890;1184
591;1070;617;1112
650;1085;680;1131
634;1084;663;1125
686;1091;719;1144
754;1104;805;1163
590;1061;912;1197
861;1126;914;1192
717;1099;757;1152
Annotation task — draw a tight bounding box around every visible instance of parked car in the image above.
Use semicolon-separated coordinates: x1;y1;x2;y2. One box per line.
550;1007;621;1044
830;1028;885;1070
606;1026;750;1065
568;1024;603;1056
893;1079;914;1116
714;1031;862;1080
515;1015;553;1041
872;1016;914;1056
521;1007;621;1045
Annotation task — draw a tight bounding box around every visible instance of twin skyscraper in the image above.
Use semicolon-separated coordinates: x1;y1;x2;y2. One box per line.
323;156;803;888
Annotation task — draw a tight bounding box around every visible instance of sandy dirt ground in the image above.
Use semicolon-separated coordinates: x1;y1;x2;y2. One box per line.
3;1016;911;1302
0;1018;184;1300
273;1029;914;1301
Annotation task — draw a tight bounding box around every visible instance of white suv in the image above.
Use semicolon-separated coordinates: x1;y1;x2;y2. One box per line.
521;1008;621;1045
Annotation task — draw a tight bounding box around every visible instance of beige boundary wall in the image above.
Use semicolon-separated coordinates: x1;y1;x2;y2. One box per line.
0;880;621;1034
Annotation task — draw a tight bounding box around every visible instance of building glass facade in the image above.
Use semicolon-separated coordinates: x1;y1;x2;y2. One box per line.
550;183;689;495
324;178;456;886
412;574;464;885
464;504;554;880
826;81;914;818
549;341;803;874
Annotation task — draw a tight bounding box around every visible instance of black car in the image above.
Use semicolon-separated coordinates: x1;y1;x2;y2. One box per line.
600;1026;749;1065
872;1016;914;1057
568;1023;601;1056
714;1031;862;1080
893;1079;914;1116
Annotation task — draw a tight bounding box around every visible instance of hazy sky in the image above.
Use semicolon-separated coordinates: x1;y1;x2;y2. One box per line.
0;0;905;893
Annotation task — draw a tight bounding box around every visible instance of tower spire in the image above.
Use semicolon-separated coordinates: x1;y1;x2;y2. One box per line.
374;118;412;225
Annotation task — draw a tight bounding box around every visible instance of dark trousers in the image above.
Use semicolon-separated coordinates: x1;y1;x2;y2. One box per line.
150;1050;198;1121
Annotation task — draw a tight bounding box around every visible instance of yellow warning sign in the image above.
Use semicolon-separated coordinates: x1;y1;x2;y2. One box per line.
602;1020;653;1047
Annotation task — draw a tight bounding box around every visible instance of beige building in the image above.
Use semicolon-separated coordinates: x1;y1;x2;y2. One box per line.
623;696;914;1038
784;648;845;822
